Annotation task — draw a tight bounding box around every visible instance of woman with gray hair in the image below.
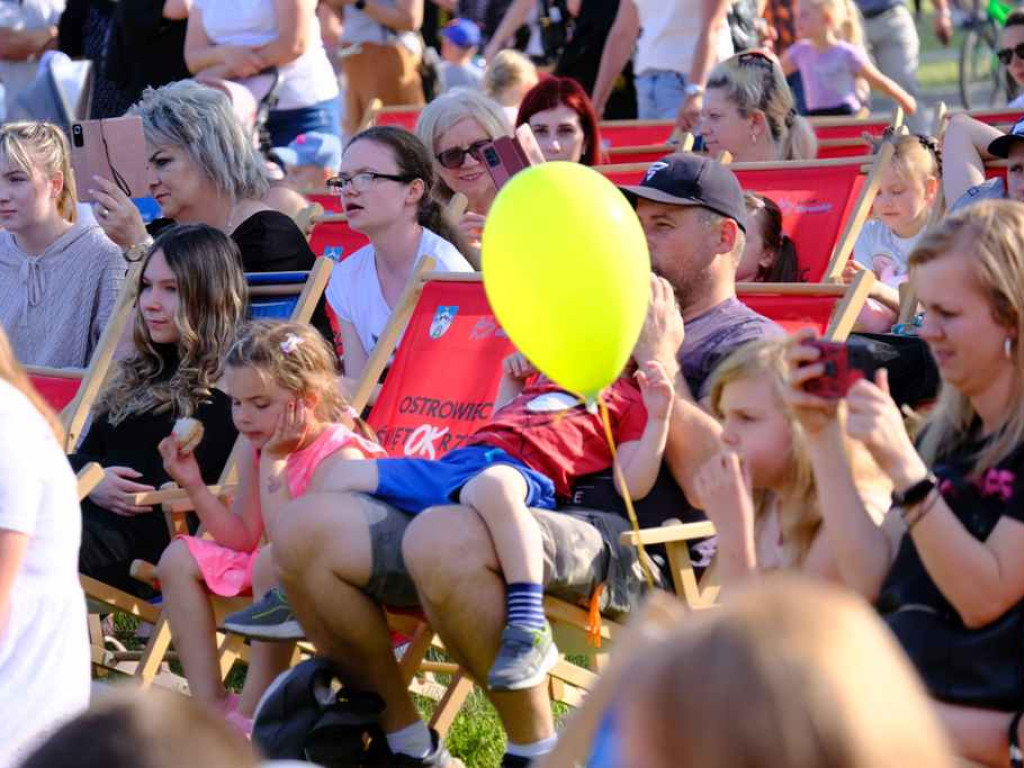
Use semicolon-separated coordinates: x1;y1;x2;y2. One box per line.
415;87;511;246
89;80;318;277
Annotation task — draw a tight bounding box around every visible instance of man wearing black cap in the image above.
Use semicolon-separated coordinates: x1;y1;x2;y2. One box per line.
944;113;1024;213
621;152;781;403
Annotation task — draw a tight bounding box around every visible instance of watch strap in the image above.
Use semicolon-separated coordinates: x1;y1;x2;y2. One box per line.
892;474;937;509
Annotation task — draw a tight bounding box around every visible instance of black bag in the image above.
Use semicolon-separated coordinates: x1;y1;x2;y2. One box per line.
252;658;385;765
885;603;1024;710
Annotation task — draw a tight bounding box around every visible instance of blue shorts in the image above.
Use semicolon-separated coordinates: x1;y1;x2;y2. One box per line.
373;445;557;515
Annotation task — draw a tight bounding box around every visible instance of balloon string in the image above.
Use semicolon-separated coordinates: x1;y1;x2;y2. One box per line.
599;397;655;591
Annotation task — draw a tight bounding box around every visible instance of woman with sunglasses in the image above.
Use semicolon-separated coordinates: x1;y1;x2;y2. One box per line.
999;11;1024;109
324;127;474;385
701;51;818;163
415;88;513;248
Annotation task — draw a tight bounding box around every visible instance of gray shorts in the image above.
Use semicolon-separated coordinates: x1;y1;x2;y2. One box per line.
358;493;663;617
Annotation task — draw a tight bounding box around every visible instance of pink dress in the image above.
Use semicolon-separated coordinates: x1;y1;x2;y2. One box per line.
180;424;384;596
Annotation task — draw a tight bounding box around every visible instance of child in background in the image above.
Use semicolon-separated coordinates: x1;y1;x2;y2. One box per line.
484;49;540;126
439;18;484;92
155;320;384;735
781;0;917;116
233;346;674;694
737;192;801;282
846;131;942;331
271;131;342;191
694;339;890;587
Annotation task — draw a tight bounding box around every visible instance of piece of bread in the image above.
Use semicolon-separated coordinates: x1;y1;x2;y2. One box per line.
171;417;204;455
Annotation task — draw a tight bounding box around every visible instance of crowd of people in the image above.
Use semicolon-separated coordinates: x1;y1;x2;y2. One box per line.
3;1;1024;768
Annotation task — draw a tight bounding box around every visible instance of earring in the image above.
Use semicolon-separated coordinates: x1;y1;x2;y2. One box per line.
751;132;758;144
1005;337;1014;360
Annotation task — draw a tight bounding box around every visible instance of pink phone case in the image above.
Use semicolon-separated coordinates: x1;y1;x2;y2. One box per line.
70;116;150;202
482;125;546;191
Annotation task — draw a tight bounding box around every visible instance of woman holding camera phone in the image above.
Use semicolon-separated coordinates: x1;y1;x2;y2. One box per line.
786;200;1024;767
415;88;512;248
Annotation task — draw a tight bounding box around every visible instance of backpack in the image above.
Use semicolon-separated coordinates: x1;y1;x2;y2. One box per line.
252;658;385;766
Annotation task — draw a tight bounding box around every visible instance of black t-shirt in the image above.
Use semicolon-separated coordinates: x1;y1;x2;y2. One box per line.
878;432;1024;617
150;212;333;341
555;0;619;96
105;0;190;106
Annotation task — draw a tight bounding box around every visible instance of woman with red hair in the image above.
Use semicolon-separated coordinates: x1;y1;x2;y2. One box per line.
516;76;604;166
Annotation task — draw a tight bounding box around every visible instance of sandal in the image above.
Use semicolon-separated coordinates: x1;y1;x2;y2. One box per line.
1008;710;1023;768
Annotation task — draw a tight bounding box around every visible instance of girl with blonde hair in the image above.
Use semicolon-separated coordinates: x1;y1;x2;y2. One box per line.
598;576;954;768
781;0;915;116
157;320;384;734
0;323;90;766
694;338;889;586
701;50;818;163
787;200;1024;766
0;121;124;368
847;130;944;332
483;49;539;126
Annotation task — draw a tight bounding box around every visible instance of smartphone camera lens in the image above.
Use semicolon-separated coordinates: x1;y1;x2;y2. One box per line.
483;147;499;167
71;125;84;148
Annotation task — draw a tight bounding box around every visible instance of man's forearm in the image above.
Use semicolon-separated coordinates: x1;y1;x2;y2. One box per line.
662;367;722;506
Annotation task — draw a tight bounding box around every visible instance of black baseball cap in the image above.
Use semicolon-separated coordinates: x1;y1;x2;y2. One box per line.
988;114;1024;158
619;153;747;232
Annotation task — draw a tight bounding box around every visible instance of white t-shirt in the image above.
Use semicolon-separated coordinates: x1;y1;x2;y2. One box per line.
0;380;90;767
632;0;732;77
194;0;338;111
1009;93;1024;109
325;227;472;358
853;218;923;288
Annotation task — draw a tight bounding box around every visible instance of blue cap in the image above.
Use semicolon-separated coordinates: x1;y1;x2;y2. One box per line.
272;132;342;171
441;18;481;48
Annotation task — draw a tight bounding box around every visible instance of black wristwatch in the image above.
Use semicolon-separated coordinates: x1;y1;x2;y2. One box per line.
891;474;937;508
355;0;367;9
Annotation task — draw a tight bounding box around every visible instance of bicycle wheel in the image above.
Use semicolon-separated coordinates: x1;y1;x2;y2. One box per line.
960;18;1008;108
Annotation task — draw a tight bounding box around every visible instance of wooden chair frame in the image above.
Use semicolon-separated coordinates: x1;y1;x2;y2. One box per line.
27;261;143;453
83;259;333;685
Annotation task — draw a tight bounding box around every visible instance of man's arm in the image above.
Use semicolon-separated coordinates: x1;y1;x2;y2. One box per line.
591;0;640;116
631;276;723;506
678;0;733;131
483;0;536;61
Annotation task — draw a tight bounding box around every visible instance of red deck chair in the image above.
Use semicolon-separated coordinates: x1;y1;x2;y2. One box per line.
964;106;1022;127
816;137;874;159
27;262;143;453
809;111;895;141
737;270;876;341
374;104;423;131
731;152;889;282
600;150;891;283
598;119;675;148
308;211;370;259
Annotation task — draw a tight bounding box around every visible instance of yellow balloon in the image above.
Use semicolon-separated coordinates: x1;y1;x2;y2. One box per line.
482;161;651;401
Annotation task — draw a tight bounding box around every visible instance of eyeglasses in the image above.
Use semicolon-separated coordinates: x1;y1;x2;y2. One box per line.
327;171;417;193
435;139;491;169
997;43;1024;65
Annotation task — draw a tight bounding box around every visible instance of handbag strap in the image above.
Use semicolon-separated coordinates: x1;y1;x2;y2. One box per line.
1009;709;1024;768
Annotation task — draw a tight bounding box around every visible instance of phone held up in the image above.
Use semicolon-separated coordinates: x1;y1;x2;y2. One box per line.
69;115;149;203
481;123;546;191
800;339;883;399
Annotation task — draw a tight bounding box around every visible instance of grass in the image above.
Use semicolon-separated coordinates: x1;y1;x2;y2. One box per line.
103;615;575;767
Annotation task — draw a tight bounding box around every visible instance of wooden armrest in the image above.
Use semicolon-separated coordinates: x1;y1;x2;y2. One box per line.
76;462;105;501
130;559;158;587
620;520;716;547
130;484;237;506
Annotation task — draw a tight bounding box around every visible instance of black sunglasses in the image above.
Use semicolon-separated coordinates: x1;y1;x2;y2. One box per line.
436;139;491;169
997;43;1024;65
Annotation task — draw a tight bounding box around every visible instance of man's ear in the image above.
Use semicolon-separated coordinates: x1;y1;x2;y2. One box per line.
717;216;740;256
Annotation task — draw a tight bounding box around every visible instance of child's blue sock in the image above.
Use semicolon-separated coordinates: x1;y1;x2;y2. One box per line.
506;582;546;630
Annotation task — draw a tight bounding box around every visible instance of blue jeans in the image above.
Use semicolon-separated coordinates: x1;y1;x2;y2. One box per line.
266;97;342;147
635;70;688;120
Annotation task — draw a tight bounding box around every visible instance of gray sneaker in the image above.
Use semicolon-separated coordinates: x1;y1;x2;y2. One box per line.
487;622;558;692
221;587;305;641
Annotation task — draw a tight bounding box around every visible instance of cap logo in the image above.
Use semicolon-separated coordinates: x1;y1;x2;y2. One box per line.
644;162;669;182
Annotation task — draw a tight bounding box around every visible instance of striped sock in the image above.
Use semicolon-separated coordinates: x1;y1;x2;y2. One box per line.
507;582;546;631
